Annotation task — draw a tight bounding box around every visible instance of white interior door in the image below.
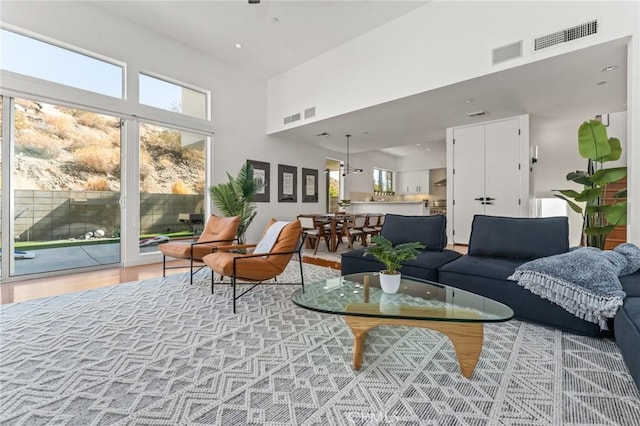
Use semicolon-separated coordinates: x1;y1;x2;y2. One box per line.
452;125;485;244
484;119;522;217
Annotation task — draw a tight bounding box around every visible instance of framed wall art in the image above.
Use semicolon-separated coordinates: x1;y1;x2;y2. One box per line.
247;159;270;202
302;168;318;203
278;164;297;202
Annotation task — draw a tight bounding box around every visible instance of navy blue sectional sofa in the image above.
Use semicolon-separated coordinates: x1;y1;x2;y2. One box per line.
341;214;462;282
615;273;640;390
341;213;640;390
438;215;606;337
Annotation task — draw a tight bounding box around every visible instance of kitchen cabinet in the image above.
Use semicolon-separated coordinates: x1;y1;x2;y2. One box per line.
448;115;530;244
397;169;429;194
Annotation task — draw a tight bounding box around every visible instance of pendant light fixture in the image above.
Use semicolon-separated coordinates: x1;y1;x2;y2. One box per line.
341;134;363;176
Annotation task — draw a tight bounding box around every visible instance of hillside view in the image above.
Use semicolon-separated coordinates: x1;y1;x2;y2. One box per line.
11;99;205;194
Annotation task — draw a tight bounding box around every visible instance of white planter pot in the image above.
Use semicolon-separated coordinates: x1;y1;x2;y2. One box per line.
379;271;401;294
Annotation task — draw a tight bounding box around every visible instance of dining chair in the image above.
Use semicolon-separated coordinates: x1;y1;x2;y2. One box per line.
344;215;367;248
298;215;327;254
375;214;386;233
363;214;382;240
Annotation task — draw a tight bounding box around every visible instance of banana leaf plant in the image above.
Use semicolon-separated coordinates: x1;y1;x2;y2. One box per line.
553;119;627;249
209;162;265;245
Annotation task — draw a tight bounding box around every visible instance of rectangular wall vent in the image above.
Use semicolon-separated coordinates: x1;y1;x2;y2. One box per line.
283;112;301;125
534;20;598;51
304;107;316;119
492;41;523;65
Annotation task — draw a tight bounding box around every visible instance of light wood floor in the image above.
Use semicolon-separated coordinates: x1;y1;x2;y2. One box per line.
0;245;466;305
0;261;188;305
0;257;341;305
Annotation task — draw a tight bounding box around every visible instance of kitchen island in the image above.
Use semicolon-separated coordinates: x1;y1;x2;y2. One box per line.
347;201;427;216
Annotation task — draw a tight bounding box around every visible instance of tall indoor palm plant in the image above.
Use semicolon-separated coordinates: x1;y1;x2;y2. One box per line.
209;162;265;244
554;119;627;249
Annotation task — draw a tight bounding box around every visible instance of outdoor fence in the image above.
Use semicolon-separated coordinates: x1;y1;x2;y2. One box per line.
14;190;202;242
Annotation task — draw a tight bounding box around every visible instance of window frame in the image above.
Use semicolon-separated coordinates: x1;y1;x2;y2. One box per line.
138;70;210;121
0;24;126;99
373;167;394;193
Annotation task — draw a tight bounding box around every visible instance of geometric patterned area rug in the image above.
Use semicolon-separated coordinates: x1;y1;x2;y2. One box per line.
1;262;639;425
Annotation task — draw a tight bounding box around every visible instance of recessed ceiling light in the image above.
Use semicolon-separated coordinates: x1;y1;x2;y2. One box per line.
597;81;607;86
464;99;473;103
272;17;280;23
602;65;618;72
426;148;432;151
235;43;243;49
416;143;421;146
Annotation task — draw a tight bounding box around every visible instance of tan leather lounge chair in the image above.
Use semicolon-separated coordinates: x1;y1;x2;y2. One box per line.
159;214;241;285
202;219;304;313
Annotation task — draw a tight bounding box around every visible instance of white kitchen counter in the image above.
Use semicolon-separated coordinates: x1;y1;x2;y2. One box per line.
347;201;427;215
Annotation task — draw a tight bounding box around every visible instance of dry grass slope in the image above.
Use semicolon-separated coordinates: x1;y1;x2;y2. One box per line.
13;100;205;193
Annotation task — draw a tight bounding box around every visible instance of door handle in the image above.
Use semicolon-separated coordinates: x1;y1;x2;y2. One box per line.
485;197;495;201
481;201;494;205
474;197;485;201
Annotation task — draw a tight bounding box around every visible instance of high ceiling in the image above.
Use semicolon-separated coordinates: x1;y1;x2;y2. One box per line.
93;1;428;79
92;1;628;156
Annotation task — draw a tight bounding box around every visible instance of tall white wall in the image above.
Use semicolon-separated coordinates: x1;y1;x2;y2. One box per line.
0;1;334;245
267;1;639;134
396;149;446;172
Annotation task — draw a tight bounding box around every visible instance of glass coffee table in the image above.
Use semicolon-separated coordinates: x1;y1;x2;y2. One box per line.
291;272;513;378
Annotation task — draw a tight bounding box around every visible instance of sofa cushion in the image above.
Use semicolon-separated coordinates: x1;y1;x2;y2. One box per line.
438;255;526;280
341;247;460;282
468;215;569;260
621;271;640;297
380;214;446;250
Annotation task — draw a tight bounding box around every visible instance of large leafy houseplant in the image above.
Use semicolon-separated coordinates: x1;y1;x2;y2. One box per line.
209;162;265;244
554;119;627;249
364;235;425;274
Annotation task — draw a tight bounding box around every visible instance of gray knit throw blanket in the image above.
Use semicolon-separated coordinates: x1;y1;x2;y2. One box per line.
508;243;640;330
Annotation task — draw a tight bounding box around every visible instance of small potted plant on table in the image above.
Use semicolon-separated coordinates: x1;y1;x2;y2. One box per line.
364;235;425;293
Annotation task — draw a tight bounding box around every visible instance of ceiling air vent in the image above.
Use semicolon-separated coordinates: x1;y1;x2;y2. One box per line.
283;112;301;125
468;110;488;117
304;107;316;119
535;19;598;51
492;41;523;65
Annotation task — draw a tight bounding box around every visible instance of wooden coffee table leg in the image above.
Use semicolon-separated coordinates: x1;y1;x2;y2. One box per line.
344;321;374;370
431;323;483;378
343;316;484;378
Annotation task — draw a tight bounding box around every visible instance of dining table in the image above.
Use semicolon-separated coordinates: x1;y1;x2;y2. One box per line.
313;213;353;252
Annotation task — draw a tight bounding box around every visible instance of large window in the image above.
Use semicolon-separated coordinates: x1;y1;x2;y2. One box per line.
138;122;206;254
0;28;123;98
373;168;393;193
11;99;122;276
139;73;207;120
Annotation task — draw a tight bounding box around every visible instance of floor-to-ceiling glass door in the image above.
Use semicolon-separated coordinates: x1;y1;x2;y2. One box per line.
136;121;207;257
7;98;122;276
